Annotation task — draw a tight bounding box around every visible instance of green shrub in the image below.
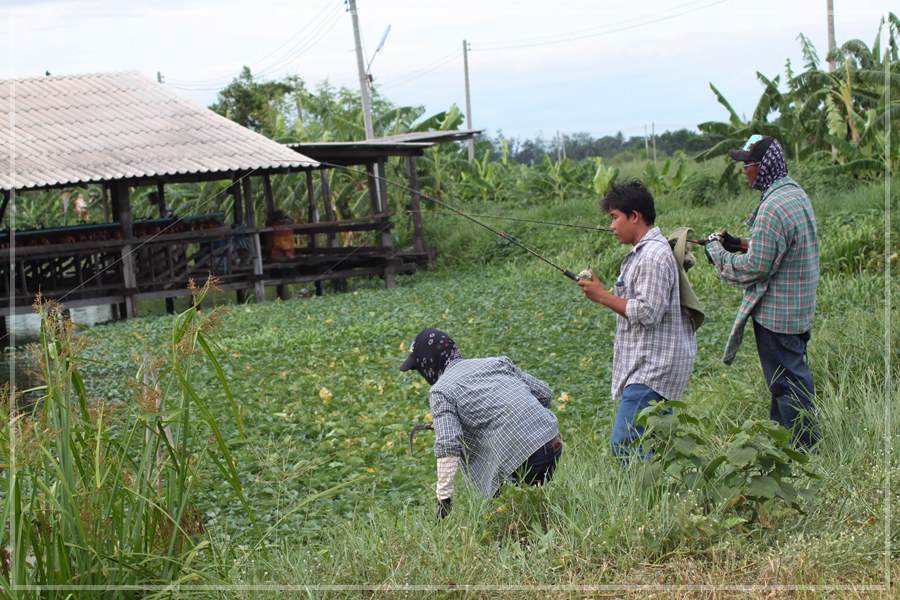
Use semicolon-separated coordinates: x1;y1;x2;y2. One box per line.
634;401;819;529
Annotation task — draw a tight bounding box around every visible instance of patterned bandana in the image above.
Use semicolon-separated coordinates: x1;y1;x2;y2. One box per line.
751;138;788;195
404;328;462;385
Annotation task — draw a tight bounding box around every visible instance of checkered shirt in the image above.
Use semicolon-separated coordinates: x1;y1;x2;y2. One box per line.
707;177;819;364
428;356;559;498
610;227;697;401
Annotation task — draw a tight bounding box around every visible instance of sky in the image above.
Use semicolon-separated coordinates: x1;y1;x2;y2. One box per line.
2;0;893;141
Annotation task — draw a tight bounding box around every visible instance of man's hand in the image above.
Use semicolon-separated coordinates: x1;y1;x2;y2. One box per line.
435;498;452;521
577;270;608;303
719;230;747;253
707;231;747;253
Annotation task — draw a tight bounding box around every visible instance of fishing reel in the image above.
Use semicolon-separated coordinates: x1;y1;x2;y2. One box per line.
577;268;593;281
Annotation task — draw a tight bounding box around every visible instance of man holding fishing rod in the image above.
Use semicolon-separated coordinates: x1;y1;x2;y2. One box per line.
400;328;562;520
703;135;819;450
578;180;697;457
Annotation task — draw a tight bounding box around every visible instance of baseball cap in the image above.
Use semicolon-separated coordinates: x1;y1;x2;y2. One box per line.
728;134;774;162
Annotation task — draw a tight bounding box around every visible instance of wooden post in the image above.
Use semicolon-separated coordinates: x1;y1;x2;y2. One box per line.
305;170;323;296
114;181;138;318
376;158;394;288
101;183;111;223
155;181;170;218
231;174;243;226
242;176;265;303
263;174;276;217
319;169;345;292
0;190;10;224
366;162;380;216
230;174;244;304
405;156;425;254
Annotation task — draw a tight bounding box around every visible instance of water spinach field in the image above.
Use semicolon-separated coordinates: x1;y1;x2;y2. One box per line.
3;176;897;598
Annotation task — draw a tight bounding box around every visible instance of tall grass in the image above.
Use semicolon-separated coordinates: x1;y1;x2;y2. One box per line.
5;175;894;595
1;281;257;597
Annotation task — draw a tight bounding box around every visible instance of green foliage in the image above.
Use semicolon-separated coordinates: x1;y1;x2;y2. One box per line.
634;401;819;530
641;152;688;197
818;210;886;275
0;282;258;593
715;420;818;521
35;177;892;589
698;13;900;180
672;170;728;206
591;157;620;198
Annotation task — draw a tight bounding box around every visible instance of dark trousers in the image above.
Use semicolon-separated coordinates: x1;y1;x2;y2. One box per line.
511;435;562;486
753;320;818;449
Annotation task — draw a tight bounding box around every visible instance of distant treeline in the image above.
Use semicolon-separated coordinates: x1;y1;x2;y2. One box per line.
485;129;725;165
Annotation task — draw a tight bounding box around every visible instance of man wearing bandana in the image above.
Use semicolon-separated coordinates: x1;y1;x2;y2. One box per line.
400;328;562;519
705;135;820;449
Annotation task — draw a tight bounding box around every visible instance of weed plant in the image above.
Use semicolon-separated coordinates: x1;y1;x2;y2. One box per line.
0;282;261;597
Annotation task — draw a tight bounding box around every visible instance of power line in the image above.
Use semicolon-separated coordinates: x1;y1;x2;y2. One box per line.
479;0;733;52
166;0;344;89
377;50;461;91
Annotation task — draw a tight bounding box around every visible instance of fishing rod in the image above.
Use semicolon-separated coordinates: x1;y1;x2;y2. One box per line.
404;209;613;232
321;161;593;282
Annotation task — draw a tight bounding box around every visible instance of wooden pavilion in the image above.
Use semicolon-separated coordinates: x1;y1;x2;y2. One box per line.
0;72;480;335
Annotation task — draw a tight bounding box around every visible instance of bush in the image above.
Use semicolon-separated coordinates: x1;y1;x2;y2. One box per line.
672;171;732;206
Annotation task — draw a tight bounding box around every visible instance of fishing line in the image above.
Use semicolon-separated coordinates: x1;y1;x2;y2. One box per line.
405;208;612;232
9;150;595;345
318;160;590;282
53;168;264;304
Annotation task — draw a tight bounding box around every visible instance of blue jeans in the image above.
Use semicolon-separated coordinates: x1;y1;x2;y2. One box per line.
752;320;818;449
611;384;663;457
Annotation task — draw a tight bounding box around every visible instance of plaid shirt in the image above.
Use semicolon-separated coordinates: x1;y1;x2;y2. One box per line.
707;177;819;364
610;227;696;400
429;356;559;498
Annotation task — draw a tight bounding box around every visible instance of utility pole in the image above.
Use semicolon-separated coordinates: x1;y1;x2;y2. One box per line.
348;0;374;140
463;40;475;160
826;0;836;73
644;125;649;159
348;0;385;213
651;122;657;164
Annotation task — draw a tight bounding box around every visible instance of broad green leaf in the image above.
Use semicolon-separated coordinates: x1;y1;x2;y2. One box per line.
748;475;781;499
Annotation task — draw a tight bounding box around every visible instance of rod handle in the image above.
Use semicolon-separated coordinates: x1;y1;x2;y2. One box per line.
562;269;579;281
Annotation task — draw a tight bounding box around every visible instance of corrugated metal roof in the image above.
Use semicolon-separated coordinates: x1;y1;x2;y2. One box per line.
0;71;317;192
369;129;482;145
286;129;483;166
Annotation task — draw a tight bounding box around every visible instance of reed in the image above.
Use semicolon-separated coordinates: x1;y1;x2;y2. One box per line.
1;280;256;597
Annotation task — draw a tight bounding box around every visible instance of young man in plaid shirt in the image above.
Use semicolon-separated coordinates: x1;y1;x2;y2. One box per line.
705;135;819;449
578;180;697;457
400;328;562;519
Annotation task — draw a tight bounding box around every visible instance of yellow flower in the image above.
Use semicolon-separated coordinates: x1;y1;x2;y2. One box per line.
366;468;375;473
319;387;333;401
424;413;433;423
325;318;334;325
385;441;394;448
329;360;336;368
557;392;571;403
280;371;287;378
231;353;241;358
496;506;507;512
399;341;406;351
358;355;366;362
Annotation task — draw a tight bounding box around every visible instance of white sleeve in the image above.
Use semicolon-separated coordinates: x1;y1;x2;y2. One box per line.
436;456;459;500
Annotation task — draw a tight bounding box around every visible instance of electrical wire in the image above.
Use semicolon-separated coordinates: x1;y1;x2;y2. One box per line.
378;50;462;91
406;209;612;232
166;0;344;90
478;0;733;52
